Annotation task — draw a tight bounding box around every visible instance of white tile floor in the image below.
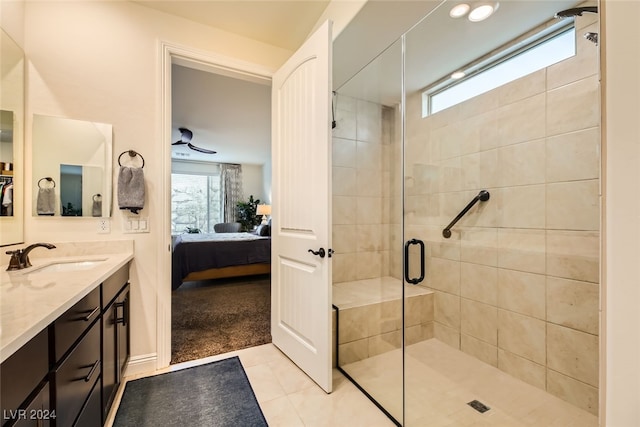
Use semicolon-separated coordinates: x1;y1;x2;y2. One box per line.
105;343;395;427
107;339;599;426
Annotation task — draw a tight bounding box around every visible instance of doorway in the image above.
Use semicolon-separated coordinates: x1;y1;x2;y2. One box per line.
158;42;274;368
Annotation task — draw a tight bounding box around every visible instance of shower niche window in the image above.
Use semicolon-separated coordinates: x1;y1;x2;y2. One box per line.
332;1;600;426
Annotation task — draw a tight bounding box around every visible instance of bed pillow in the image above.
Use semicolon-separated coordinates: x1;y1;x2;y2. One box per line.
257;224;271;236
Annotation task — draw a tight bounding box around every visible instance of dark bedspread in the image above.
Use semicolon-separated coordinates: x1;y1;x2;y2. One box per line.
172;232;271;290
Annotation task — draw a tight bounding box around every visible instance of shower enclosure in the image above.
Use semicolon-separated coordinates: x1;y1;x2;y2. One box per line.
332;1;600;425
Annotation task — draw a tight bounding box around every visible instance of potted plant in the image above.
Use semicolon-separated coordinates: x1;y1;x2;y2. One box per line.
236;195;261;231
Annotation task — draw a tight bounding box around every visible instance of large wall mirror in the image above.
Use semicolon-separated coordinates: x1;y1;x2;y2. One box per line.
32;114;113;217
0;28;24;246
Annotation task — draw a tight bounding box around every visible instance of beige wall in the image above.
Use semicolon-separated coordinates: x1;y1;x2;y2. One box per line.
242;163;267;203
19;0;291;371
331;96;396;283
403;14;600;414
602;0;640;425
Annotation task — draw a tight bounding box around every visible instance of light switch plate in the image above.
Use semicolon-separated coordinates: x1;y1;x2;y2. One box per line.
123;216;149;233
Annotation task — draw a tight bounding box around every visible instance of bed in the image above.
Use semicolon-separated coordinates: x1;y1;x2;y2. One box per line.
171;232;271;290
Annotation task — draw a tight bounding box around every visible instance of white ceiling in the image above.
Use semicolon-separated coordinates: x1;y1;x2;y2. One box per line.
171;65;271;165
148;0;588;164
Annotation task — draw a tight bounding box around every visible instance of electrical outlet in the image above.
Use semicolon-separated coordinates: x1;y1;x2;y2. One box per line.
97;219;110;234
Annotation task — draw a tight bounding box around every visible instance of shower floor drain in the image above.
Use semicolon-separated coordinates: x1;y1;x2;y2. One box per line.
468;399;491;413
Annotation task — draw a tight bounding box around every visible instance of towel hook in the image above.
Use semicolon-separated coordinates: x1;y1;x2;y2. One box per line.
37;177;56;189
118;150;145;168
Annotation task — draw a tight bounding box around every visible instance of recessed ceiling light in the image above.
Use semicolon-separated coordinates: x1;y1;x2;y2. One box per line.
468;2;499;22
451;71;466;79
449;3;470;18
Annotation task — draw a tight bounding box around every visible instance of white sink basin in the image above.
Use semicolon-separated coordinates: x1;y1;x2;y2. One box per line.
27;259;107;274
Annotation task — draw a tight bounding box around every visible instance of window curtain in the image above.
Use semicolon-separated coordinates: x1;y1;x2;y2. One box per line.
220;164;243;223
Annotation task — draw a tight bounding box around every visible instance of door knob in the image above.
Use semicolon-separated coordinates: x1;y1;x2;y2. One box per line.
308;248;326;258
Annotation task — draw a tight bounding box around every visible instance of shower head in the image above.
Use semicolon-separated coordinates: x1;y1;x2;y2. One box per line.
584;32;599;45
555;6;598;19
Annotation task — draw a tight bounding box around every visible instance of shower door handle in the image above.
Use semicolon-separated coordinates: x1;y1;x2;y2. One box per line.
404;238;425;285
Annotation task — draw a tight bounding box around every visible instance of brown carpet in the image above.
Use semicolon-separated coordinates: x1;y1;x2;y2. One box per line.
171;275;271;365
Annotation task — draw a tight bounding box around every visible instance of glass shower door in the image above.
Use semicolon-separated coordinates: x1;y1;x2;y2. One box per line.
332;38;404;425
402;1;601;425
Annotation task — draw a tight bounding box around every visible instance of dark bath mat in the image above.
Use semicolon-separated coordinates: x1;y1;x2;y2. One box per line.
113;356;267;427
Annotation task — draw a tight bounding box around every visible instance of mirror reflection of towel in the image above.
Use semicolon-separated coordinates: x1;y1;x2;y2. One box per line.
92;194;102;217
37;188;56;216
118;166;145;214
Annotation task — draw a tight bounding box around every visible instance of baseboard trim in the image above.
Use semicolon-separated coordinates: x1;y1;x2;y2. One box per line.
124;353;158;377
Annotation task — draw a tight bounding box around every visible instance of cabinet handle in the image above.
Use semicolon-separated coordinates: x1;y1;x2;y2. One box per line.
114;300;127;326
83;306;100;322
83;360;100;382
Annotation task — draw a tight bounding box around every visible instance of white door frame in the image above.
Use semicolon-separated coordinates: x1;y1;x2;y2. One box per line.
157;41;274;368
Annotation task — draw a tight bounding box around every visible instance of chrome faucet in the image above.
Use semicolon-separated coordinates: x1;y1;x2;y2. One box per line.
5;243;57;271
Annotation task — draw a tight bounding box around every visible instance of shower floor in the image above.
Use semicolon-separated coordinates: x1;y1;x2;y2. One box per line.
342;339;598;426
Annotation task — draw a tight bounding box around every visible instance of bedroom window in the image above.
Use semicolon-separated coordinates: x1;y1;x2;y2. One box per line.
171;173;222;234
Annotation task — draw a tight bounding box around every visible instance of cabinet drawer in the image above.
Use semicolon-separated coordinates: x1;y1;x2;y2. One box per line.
0;328;48;421
52;286;100;362
102;263;129;307
53;321;100;427
72;378;101;427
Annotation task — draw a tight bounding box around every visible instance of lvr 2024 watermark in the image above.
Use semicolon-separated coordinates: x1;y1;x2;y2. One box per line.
3;409;56;421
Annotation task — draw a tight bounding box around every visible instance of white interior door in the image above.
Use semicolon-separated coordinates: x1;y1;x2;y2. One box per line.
271;20;333;393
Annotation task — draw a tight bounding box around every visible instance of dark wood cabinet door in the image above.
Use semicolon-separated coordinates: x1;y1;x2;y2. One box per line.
0;328;48;425
101;300;116;420
11;382;51;427
115;287;130;380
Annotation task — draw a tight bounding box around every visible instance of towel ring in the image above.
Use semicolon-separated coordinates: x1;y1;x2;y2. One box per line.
93;194;102;201
118;150;145;168
38;177;56;189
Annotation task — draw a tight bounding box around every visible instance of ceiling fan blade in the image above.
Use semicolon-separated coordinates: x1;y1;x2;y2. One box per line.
188;143;216;154
172;141;187;146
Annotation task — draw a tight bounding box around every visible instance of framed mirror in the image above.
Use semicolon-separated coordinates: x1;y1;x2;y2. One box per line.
32;114;113;217
0;28;24;246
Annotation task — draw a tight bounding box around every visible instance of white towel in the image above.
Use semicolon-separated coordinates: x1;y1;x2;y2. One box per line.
118;166;145;214
37;187;56;216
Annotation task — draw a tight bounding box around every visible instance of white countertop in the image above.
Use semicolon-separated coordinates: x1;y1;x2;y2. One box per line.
1;248;133;363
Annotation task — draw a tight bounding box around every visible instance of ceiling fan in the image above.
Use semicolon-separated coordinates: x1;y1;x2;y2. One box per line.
172;127;217;154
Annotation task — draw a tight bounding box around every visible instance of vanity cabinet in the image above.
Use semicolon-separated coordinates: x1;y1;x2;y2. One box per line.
0;262;131;427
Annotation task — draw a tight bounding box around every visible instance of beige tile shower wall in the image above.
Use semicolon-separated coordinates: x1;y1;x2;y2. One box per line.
332;96;397;283
403;16;600;415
